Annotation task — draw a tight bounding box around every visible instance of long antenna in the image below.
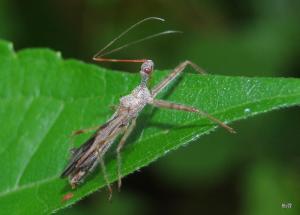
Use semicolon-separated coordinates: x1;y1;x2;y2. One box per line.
93;17;181;63
95;30;182;59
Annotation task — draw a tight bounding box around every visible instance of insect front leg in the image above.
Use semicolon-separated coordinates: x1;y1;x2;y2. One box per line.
71;125;100;136
116;118;137;190
67;125;100;150
152;99;235;133
151;60;206;97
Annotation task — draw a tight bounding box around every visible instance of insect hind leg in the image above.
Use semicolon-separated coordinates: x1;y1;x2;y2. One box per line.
100;157;113;200
116;118;137;191
152;99;235;133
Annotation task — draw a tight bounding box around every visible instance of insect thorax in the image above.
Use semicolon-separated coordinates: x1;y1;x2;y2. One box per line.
120;85;152;114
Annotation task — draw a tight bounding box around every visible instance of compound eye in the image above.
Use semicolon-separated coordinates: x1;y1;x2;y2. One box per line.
143;67;152;74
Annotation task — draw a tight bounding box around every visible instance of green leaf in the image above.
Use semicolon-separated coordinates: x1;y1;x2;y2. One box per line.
0;39;300;214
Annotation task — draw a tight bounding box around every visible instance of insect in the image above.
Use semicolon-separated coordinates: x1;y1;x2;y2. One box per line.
61;17;235;199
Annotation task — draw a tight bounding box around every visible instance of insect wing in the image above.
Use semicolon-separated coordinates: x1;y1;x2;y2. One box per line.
61;113;127;187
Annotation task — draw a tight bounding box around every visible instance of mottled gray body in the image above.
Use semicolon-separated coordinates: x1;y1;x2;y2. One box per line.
61;61;155;188
61;60;235;195
120;85;153;117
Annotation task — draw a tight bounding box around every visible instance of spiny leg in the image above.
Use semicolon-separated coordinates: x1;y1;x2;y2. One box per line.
152;99;235;133
100;157;113;200
116;118;137;190
151;60;206;97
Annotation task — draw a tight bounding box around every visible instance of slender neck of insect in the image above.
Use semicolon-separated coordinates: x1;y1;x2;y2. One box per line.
140;75;149;88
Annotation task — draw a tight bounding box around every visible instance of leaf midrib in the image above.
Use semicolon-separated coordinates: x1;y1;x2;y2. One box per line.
14;102;65;188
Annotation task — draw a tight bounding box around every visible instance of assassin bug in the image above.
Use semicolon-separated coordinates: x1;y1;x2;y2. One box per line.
61;17;235;200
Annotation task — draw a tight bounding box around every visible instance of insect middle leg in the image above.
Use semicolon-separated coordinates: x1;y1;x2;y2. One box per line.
152;99;235;133
116;118;137;190
151;60;206;97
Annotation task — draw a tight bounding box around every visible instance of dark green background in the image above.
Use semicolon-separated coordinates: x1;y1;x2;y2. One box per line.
1;0;299;214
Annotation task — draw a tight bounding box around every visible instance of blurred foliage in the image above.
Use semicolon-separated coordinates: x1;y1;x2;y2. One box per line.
0;0;299;214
